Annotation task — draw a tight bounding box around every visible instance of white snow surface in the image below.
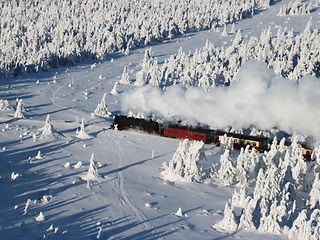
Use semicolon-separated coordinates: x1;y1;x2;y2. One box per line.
0;1;319;239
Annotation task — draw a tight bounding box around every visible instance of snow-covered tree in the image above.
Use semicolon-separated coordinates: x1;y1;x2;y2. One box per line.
0;99;10;111
35;212;45;222
238;198;256;230
75;119;92;140
253;168;265;199
231;187;247;208
14;99;25;118
258;201;281;234
288;209;308;239
212;202;238;231
265;165;281;201
218;149;237;186
221;25;228;37
81;153;102;182
308;173;320;209
38;114;54;136
119;66;130;85
94;94;111;117
110;81;119;95
161;139;208;182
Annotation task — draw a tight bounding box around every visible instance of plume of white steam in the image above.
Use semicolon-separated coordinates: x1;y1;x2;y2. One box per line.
121;61;320;139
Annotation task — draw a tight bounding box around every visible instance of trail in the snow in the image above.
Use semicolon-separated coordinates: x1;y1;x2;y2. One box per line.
110;131;166;240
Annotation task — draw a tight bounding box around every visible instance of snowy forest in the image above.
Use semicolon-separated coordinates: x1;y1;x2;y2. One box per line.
131;20;320;89
0;0;275;77
161;136;320;239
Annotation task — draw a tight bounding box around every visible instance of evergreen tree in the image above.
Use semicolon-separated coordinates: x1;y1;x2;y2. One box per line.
38;114;54;136
94;94;111;117
218;149;237;186
213;202;238;231
161;139;208;182
81;153;102;182
14;99;25;118
119;66;130;85
309;173;320;209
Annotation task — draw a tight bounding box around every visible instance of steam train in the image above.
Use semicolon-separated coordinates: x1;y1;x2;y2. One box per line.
112;115;313;160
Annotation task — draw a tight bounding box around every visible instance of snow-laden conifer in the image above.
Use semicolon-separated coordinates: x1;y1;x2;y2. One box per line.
161;139;208;182
258;201;281;234
212;202;238;231
35;212;45;222
35;151;43;160
238;198;256;230
253;168;265;199
287;209;308;239
0;99;10;111
119;66;130;85
94;94;111;117
23;199;32;215
81;153;102;182
231;188;247;208
38;115;54;136
14;99;25;118
308;173;320;209
221;25;228;37
218;149;237;186
75;119;92;140
110;81;119;96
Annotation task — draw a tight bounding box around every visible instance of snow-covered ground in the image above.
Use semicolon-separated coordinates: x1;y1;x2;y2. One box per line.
1;1;320;239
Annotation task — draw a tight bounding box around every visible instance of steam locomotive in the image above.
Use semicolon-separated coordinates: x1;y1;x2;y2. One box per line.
112;115;313;160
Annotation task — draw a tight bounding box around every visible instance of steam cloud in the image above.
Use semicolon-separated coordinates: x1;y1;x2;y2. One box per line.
121;61;320;139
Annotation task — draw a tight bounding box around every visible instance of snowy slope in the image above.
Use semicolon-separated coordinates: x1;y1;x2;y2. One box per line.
1;1;319;239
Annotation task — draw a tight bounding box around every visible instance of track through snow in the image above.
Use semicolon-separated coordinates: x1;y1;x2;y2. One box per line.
111;132;166;240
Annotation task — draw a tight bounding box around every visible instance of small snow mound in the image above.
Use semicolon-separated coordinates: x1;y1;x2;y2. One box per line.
35;212;45;222
35;151;43;160
46;224;54;232
144;202;152;208
196;209;211;216
90;63;97;69
11;172;20;181
73;161;83;169
64;162;71;168
41;195;53;204
174;207;187;217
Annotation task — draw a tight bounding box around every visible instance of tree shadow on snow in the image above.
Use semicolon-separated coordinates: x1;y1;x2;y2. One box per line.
102;152;169;176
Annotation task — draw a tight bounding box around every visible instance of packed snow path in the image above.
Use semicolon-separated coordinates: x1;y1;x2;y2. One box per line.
111;132;166;240
1;0;319;239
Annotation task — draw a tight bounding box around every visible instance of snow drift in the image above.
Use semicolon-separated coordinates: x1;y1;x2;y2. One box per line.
121;61;320;139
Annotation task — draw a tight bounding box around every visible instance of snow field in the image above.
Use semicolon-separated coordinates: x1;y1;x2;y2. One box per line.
0;0;319;239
